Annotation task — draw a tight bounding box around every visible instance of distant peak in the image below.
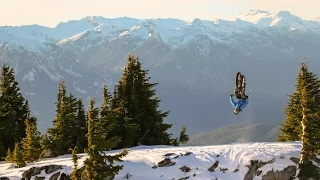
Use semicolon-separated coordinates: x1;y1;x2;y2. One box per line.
191;18;202;24
249;9;270;14
314;17;320;23
275;11;292;17
241;9;271;15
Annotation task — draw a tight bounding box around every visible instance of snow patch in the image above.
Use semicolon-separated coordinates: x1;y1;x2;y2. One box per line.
22;68;36;82
59;64;82;77
72;81;87;94
25;92;36;96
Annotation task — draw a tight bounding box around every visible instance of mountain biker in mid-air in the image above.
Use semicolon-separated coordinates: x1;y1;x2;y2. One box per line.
230;72;249;115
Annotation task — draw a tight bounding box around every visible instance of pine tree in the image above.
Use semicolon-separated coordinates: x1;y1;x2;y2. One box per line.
5;147;13;163
22;113;42;162
277;70;303;142
74;98;87;153
0;64;29;159
71;146;81;180
100;84;120;149
13;142;26;168
179;125;189;144
0;140;4;160
112;55;173;147
39;133;53;159
297;62;320;179
81;99;128;180
48;81;81;156
171;138;180;146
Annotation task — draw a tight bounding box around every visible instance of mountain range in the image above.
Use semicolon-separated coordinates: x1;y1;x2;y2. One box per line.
185;123;281;146
1;9;320;136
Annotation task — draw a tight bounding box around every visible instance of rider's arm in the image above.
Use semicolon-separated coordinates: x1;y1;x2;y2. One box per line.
230;95;236;108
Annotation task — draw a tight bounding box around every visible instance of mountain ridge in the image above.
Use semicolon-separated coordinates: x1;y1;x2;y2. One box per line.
1;9;320;51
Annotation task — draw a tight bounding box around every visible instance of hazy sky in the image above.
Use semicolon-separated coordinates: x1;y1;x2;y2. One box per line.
1;0;319;27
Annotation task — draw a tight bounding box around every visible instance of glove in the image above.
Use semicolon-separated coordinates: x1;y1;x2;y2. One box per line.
230;94;233;97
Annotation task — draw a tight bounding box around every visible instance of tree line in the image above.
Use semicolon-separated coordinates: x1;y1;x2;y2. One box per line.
0;55;190;179
277;61;320;179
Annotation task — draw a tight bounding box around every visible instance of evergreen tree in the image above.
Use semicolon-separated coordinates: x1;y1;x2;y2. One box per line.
48;81;81;156
277;70;303;142
74;98;87;153
171;137;179;146
297;62;320;179
112;55;172;147
0;64;29;159
179;125;189;144
22;113;42;162
0;140;4;160
112;80;139;148
12;142;25;168
39;133;53;159
100;84;120;149
82;99;128;180
71;146;81;180
5;147;13;163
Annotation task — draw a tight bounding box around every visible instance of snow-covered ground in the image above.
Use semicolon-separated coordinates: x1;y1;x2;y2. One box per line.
0;142;304;179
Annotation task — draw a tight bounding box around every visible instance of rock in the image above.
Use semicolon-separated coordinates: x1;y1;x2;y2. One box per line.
280;155;284;159
233;165;240;173
244;160;268;180
208;161;219;172
184;152;192;156
22;167;43;179
266;158;275;164
22;165;63;179
0;177;10;180
164;153;176;156
174;155;179;159
290;157;300;164
124;173;132;179
59;173;70;180
220;167;228;173
261;166;297;180
158;158;176;167
152;165;157;169
49;172;60;180
45;165;63;174
35;176;46;180
180;166;191;172
178;176;189;180
257;170;262;176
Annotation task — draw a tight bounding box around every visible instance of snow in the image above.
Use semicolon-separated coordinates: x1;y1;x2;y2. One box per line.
59;64;82;77
1;10;320;51
72;81;87;94
22;68;36;82
0;142;311;180
236;10;320;34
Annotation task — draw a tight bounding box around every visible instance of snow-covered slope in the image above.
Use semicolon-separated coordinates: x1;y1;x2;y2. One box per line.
0;142;311;180
1;10;320;51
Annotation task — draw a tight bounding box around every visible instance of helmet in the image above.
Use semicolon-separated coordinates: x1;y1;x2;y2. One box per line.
233;109;240;115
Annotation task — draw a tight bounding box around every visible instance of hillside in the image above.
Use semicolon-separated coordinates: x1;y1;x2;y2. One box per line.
186;123;281;146
0;142;307;180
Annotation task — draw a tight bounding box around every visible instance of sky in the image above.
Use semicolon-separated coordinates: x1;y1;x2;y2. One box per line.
0;0;319;27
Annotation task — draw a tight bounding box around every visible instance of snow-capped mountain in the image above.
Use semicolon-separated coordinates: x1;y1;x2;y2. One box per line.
1;10;320;136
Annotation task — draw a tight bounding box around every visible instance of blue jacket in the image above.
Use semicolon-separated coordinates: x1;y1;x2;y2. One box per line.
230;96;249;111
